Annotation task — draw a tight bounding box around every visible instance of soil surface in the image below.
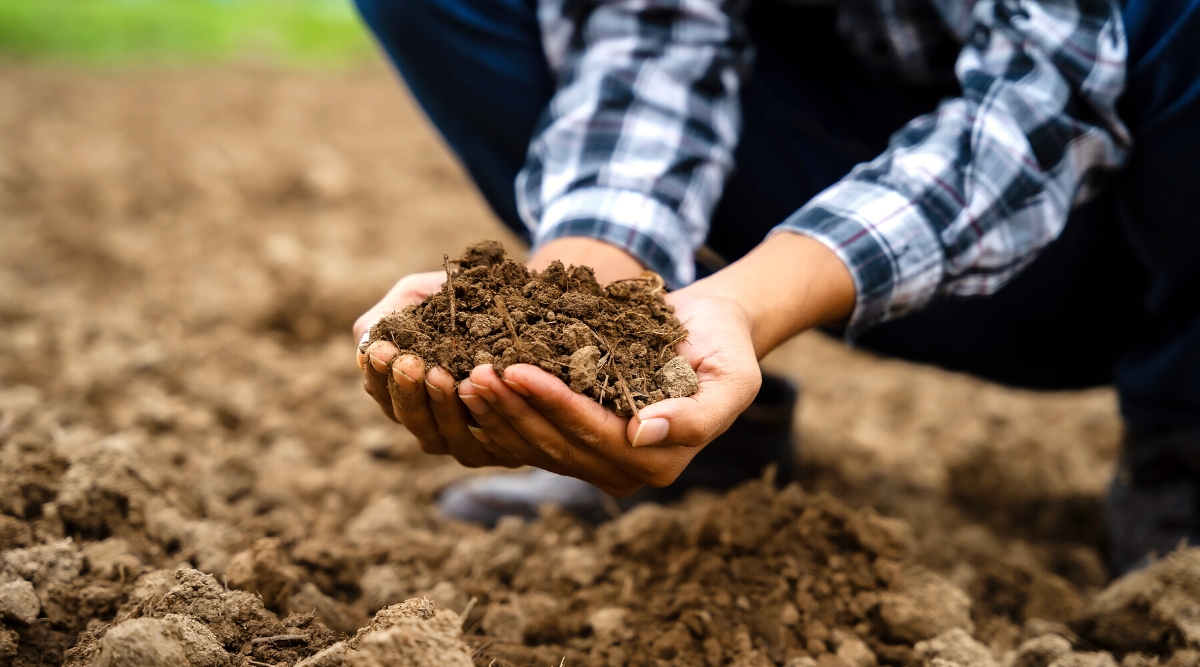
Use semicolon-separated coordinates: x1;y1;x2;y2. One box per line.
1;64;1198;667
367;241;695;415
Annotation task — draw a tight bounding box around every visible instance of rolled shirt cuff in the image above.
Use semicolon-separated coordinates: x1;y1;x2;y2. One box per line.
771;181;945;339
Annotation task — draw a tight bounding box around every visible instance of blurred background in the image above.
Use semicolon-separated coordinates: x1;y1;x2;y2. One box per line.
0;0;375;67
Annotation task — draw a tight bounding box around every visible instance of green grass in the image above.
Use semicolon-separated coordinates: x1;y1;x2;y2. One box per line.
0;0;378;67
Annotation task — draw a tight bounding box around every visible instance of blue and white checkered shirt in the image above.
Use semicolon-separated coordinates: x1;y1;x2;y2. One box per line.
517;0;1130;337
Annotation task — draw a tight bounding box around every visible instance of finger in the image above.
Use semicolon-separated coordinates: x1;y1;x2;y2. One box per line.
497;364;700;488
387;355;448;455
458;376;571;475
362;340;400;421
425;366;514;468
455;382;537;471
465;366;643;496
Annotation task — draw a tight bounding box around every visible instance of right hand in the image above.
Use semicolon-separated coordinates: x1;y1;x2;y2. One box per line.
353;238;645;469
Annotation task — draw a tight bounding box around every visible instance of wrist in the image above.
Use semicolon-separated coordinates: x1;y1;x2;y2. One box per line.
528;236;646;285
684;233;856;357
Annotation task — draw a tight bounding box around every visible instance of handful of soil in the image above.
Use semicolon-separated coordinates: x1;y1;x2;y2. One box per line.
366;241;698;416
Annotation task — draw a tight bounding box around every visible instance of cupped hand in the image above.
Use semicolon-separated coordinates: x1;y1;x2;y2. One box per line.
352;271;522;468
458;288;762;495
354;238;646;471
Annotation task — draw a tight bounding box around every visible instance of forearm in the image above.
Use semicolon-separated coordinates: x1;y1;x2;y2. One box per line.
686;233;855;358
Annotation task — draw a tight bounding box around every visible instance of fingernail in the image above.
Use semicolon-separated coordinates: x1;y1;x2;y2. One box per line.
470;380;497;403
460;394;490;416
632;418;669;447
425;380;445;403
468;425;491;443
359;329;370;349
501;378;530;397
369;354;389;374
392;366;416;394
356;349;367;370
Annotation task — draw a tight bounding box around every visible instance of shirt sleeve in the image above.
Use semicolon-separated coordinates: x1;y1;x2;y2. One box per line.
517;0;751;288
775;0;1131;338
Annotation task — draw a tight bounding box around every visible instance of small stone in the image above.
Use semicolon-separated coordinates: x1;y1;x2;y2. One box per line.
0;578;40;624
568;346;602;393
473;350;494;367
655;356;698;398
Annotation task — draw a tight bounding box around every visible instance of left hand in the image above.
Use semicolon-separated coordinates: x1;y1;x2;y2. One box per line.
457;288;762;496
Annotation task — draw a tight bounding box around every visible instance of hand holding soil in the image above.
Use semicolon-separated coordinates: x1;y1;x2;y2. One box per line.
354;242;761;493
458;288;761;494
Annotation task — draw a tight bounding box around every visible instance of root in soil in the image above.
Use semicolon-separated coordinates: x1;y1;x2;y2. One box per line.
366;241;698;416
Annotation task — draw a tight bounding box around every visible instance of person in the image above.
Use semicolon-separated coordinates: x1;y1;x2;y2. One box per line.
350;0;1200;576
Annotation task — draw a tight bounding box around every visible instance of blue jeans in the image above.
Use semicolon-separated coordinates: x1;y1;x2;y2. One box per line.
355;0;1200;431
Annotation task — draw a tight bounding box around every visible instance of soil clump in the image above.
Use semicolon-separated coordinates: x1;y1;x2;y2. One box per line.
63;568;339;666
366;241;697;415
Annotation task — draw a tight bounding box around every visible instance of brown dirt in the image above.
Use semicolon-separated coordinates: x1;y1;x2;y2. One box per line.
367;241;695;414
0;63;1198;667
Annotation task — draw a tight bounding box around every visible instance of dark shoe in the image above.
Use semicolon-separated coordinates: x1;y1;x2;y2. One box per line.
1105;427;1200;576
436;373;800;526
438;468;614;526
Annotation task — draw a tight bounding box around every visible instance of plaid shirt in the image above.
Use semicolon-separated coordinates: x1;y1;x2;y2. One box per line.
517;0;1130;337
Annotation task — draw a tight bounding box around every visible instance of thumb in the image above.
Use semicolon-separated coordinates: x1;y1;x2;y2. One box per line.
626;364;762;448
